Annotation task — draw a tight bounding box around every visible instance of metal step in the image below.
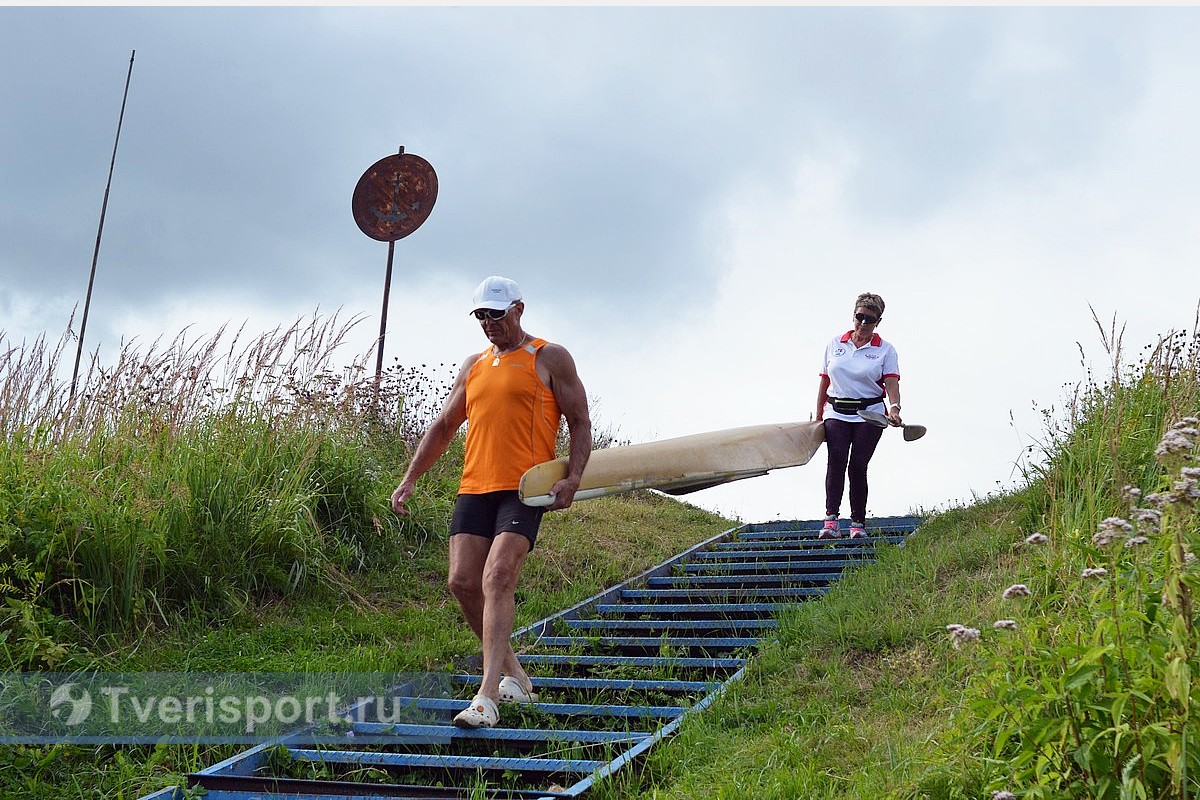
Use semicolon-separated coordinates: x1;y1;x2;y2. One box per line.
139;515;920;800
564;618;779;633
451;674;721;695
619;586;828;601
644;572;845;587
593;602;788;616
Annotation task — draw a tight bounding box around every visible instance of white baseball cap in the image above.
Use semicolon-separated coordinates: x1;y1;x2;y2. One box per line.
470;275;523;312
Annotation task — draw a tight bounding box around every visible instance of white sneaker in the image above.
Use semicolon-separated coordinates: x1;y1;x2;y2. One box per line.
498;676;538;704
453;695;499;728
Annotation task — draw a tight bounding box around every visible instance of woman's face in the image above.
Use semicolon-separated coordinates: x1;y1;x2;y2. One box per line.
852;306;880;334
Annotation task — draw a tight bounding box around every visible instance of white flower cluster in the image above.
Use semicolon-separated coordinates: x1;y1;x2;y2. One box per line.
1093;517;1133;547
945;624;981;649
1132;507;1162;533
1002;584;1032;599
1154;417;1198;462
1175;466;1200;504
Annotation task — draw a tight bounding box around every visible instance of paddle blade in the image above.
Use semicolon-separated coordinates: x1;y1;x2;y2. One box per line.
857;409;890;428
903;424;927;442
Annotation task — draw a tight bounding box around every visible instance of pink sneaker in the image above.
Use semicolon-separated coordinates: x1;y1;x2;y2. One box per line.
818;516;840;539
848;521;867;539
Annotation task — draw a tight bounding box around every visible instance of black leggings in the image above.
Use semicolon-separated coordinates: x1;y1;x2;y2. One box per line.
823;419;884;523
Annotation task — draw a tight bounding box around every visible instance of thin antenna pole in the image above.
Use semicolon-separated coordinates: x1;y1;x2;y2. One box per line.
71;49;135;399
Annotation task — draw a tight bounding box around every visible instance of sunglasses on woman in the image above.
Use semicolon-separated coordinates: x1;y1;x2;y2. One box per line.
854;313;879;325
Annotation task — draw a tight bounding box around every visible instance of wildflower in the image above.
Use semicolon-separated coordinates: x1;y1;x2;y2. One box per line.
1185;552;1197;566
1125;536;1150;547
1144;491;1171;509
946;624;981;649
1082;567;1108;578
1132;507;1161;533
1024;532;1048;545
1122;485;1142;503
992;792;1017;800
1156;428;1196;461
993;619;1018;630
1093;517;1133;547
1003;584;1032;599
1174;472;1200;503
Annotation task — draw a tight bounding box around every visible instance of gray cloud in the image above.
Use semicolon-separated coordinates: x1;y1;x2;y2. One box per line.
3;7;1161;318
4;6;1200;519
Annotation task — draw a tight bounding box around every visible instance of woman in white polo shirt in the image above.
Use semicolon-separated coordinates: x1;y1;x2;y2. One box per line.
815;292;902;539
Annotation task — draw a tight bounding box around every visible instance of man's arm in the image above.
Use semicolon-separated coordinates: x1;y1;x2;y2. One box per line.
391;356;473;515
538;343;591;511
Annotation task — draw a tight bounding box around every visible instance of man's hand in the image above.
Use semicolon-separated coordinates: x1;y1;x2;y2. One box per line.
546;478;580;511
391;482;415;515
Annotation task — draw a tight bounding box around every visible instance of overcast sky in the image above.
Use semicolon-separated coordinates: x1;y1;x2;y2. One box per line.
4;6;1200;524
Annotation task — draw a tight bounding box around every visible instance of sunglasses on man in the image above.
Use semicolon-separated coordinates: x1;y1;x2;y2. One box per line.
473;304;518;322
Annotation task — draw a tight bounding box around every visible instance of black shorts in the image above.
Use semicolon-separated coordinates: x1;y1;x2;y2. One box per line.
449;491;545;551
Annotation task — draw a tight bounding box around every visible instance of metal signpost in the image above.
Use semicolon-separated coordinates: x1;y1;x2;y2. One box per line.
350;147;439;385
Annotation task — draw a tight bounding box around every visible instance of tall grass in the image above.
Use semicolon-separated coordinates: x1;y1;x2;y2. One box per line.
915;308;1200;799
0;312;459;670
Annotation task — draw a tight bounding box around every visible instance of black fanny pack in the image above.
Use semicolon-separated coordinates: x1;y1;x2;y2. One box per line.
829;396;886;415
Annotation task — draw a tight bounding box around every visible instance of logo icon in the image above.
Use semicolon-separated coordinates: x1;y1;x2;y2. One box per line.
49;683;93;726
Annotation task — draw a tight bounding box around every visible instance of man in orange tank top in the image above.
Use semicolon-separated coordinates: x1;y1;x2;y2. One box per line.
391;276;592;729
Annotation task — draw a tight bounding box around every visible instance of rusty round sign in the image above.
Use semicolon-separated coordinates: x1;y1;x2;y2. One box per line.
351;152;438;242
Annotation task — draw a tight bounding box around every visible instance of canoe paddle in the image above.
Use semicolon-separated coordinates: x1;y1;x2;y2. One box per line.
858;409;927;441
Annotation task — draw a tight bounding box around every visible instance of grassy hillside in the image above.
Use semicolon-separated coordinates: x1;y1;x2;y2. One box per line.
619;314;1200;800
2;311;1198;799
0;490;736;798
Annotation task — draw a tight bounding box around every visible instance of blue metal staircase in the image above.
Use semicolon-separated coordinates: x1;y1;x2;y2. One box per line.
139;515;920;800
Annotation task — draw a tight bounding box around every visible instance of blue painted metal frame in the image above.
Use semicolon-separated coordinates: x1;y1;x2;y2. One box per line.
136;516;921;800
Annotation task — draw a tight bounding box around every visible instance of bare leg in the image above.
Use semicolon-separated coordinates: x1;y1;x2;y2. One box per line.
448;532;533;702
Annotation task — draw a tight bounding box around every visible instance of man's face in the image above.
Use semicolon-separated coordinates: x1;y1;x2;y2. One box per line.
473;302;522;344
